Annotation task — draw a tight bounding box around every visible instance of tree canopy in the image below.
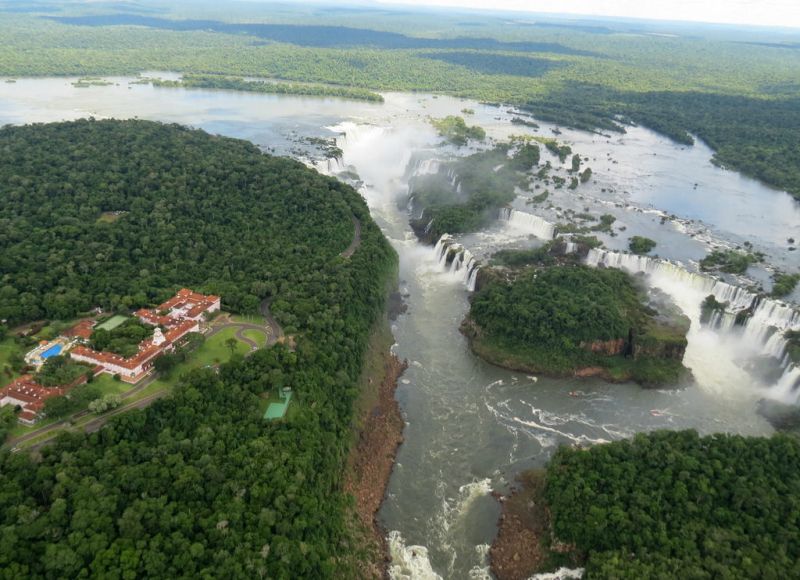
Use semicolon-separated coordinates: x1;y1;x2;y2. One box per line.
545;430;800;578
0;119;397;577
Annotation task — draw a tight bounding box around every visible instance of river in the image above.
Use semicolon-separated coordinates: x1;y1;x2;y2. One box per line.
1;75;797;579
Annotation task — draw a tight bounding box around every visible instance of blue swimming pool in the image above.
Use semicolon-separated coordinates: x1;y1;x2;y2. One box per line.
41;344;63;359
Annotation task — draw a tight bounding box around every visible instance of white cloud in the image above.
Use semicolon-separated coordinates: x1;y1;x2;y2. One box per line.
376;0;800;28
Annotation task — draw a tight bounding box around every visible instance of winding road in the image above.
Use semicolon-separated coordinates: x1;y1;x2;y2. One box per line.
341;216;362;259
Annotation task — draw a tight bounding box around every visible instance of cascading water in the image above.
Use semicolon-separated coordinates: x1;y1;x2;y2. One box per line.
499;208;556;240
327;156;344;174
587;248;800;401
314;114;781;579
432;234;481;289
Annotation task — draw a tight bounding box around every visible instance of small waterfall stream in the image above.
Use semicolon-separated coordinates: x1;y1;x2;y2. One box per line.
498;207;557;240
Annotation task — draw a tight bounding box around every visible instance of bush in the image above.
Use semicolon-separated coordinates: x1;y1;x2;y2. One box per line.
628;236;657;255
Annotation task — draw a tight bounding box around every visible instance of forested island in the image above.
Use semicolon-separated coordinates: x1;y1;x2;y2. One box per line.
491;430;800;579
462;248;690;386
0;119;398;577
410;141;543;242
146;73;385;102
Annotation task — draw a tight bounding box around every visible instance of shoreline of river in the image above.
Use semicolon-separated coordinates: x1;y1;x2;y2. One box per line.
461;316;688;389
345;320;408;578
490;470;582;580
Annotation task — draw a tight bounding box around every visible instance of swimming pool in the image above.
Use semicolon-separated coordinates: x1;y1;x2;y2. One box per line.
41;344;63;359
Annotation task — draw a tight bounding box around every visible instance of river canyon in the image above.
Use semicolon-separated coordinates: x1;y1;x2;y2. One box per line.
1;75;798;579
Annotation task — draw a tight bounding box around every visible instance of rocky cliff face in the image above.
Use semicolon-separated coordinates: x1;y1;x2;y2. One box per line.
580;338;626;356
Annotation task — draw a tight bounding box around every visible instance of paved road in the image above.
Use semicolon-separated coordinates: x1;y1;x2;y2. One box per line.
341;216;361;259
260;299;285;345
25;391;170;454
6;372;159;448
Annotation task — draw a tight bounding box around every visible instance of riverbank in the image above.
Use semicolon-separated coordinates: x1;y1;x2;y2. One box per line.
462;316;689;388
490;470;582;580
345;316;408;578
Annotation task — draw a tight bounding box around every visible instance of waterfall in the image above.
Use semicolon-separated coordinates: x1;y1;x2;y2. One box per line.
564;241;578;255
499;208;556;240
586;249;758;312
586;247;800;402
327;156;344;174
432;234;481;290
414;158;440;176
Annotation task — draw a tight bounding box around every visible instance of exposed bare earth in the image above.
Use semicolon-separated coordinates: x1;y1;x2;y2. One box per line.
346;351;408;579
491;470;581;580
491;471;549;580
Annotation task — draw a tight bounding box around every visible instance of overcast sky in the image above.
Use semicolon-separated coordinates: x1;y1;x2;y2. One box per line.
377;0;800;28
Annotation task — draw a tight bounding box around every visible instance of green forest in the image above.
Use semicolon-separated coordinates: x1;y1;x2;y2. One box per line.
148;73;385;102
0;3;798;199
465;264;689;385
0;119;397;577
543;430;800;578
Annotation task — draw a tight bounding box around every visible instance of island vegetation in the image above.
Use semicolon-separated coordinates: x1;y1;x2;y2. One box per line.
430;115;486;146
0;119;397;578
771;272;800;298
699;249;760;274
147;73;385;102
463;256;690;386
410;142;543;241
628;235;657;255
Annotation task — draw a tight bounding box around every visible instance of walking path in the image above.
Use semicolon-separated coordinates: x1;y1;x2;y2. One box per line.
341;216;361;258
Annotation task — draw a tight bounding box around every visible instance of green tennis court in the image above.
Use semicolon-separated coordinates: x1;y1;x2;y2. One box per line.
96;315;128;331
263;391;292;420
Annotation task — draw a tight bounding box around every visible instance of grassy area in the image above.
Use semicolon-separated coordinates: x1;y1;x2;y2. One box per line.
90;373;134;396
96;315;129;331
242;328;268;347
124;328;252;403
96;211;124;223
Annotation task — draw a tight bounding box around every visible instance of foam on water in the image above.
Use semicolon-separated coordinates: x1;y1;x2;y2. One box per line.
388;531;443;580
529;567;585;579
499;207;557;240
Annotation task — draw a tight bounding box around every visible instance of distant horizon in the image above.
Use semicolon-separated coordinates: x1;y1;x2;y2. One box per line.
372;0;800;30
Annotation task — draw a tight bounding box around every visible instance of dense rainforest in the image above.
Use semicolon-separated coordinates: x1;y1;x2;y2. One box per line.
0;119;397;577
464;262;689;385
543;430;800;578
0;3;798;199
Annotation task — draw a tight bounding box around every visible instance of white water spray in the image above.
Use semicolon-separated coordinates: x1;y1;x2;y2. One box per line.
586;248;800;401
499;208;556;240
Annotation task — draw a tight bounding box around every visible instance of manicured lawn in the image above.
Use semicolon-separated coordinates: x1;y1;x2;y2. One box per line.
96;315;128;331
243;328;268;348
91;373;135;396
121;328;251;403
194;327;250;367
